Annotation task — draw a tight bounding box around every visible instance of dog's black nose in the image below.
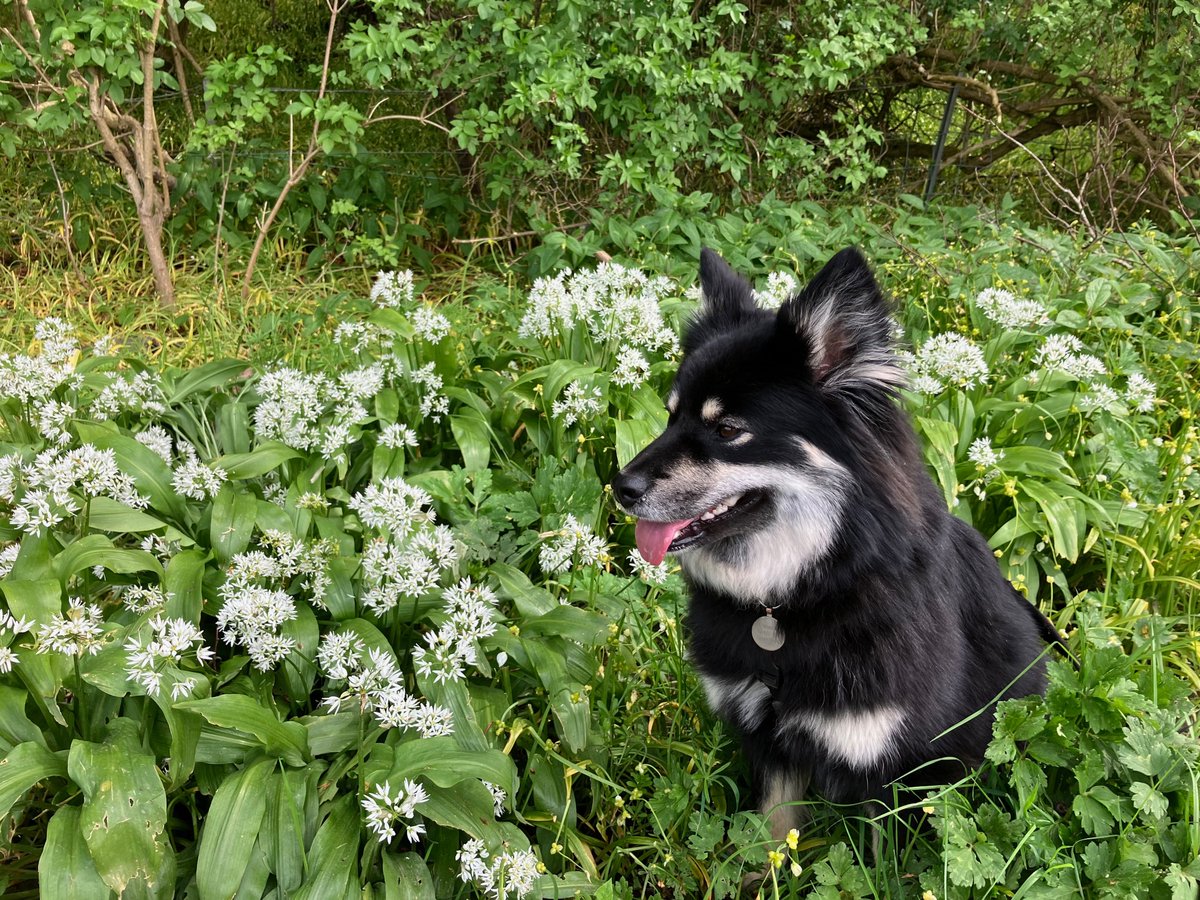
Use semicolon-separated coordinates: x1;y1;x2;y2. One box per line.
612;471;650;508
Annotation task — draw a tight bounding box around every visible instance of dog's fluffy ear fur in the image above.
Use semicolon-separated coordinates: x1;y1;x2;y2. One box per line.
779;248;905;392
686;248;757;351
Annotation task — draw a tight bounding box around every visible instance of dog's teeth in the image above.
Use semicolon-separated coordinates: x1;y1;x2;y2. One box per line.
726;493;742;506
701;511;715;521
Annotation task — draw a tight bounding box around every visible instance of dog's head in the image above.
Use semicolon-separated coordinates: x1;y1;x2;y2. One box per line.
612;247;907;601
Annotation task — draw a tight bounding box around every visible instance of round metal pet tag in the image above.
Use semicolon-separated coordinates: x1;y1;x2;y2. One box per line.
751;613;785;652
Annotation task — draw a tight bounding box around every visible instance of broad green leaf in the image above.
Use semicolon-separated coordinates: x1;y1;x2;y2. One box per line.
0;577;61;625
39;805;111;900
614;418;660;468
304;711;361;756
52;534;162;582
382;852;436;900
86;496;166;533
175;695;309;766
13;646;68;726
419;780;496;840
490;563;555;616
166;359;248;404
214;441;302;479
550;686;590;753
0;685;46;751
261;767;308;894
195;757;275;900
210;484;257;563
522;605;608;645
79;640;141;697
386;735;516;794
0;741;68;820
150;676;208;789
419;677;489;753
451;409;492;471
164;549;207;622
278;600;319;703
291;796;359;900
320;558;358;621
1020;480;1083;562
67;719;175;898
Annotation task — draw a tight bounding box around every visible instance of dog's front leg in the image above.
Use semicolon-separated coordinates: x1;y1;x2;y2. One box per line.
759;765;810;843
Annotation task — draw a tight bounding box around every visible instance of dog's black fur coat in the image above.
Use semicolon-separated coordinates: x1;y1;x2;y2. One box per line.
614;248;1058;815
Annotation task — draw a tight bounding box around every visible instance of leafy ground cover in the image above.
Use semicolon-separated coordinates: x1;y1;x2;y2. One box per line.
1;203;1198;898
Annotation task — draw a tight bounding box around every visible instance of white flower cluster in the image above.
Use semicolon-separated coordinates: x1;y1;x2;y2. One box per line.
0;317;79;403
752;270;799;310
907;333;989;394
551;381;603;427
379;423;419;449
362;779;429;844
122;584;167;613
253;363;398;458
1031;335;1156;417
0;445;147;534
611;347;651;388
411;363;449;422
967;437;1003;469
139;533;181;564
350;478;457;616
125;615;214;698
36;598;105;657
519;263;679;358
318;638;454;737
538;514;606;575
33;399;75;446
350;478;435;535
411;306;451;343
215;533;332;670
457;840;541;900
214;535;331;671
628;550;670;585
372;270;416;309
483;781;508;817
974;288;1047;329
412;578;500;684
1125;372;1156;413
172;445;227;501
92;371;166;420
253;367;334;451
1034;334;1106;381
135;425;174;463
333;321;386;352
0;542;20;579
0;607;34;673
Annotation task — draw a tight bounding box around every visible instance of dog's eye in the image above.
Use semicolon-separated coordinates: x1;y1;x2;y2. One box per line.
716;423;743;440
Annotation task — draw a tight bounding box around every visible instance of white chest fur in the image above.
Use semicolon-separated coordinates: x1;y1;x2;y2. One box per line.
699;672;905;770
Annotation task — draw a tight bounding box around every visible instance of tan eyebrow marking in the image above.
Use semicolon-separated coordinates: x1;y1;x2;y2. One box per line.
701;397;723;423
666;390;680;414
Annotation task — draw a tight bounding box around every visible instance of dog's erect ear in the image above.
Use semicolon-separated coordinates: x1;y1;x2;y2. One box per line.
685;248;757;351
700;248;755;319
779;248;904;391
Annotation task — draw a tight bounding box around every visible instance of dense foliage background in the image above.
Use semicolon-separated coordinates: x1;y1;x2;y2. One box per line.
1;1;1198;898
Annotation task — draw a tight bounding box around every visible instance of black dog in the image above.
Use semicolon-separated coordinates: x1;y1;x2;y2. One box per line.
613;248;1059;840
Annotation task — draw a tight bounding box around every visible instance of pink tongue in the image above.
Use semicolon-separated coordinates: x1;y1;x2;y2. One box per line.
634;517;695;566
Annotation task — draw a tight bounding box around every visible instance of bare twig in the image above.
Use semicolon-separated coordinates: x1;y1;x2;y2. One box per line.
241;0;347;299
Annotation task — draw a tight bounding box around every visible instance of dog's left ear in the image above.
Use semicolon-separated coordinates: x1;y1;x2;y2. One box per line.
779;248;904;391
